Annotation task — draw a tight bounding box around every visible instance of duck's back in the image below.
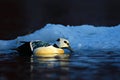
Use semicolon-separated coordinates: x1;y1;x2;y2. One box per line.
30;40;50;51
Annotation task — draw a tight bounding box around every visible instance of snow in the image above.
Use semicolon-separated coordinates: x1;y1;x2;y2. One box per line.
0;24;120;54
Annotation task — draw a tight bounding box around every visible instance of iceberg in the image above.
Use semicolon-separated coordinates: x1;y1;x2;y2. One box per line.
0;24;120;54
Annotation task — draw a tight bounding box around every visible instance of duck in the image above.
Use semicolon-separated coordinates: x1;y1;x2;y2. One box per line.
16;38;73;57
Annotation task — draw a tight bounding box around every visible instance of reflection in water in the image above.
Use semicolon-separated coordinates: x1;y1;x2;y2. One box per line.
0;50;120;80
30;55;70;80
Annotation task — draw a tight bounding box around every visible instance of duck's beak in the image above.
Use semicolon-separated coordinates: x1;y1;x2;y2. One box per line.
62;46;74;53
67;46;74;53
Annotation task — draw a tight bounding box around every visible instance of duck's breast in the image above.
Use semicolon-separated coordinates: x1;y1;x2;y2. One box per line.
33;46;64;57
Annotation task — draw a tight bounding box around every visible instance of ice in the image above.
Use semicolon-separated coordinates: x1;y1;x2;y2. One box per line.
0;24;120;53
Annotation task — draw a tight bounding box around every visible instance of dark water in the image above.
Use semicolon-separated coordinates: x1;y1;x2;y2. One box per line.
0;50;120;80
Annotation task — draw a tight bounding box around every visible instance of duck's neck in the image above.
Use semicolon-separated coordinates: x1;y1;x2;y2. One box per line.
53;44;59;48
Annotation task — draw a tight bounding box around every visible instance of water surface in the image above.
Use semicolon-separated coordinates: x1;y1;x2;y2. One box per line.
0;50;120;80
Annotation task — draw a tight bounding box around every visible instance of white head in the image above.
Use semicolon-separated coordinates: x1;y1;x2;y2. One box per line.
55;38;73;52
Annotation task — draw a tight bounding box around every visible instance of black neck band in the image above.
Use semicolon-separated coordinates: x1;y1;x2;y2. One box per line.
53;44;59;48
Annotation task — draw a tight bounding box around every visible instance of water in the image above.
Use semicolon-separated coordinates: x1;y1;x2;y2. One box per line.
0;50;120;80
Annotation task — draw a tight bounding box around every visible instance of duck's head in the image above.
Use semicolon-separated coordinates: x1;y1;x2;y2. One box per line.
54;38;73;53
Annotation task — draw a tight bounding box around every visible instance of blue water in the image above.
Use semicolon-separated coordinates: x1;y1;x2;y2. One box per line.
0;49;120;80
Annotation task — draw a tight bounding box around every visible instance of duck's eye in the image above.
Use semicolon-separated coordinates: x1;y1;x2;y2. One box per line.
64;41;67;43
57;38;60;41
64;41;69;45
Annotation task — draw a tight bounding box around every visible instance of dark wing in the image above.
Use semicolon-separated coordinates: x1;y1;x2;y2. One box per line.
16;42;32;56
30;40;50;50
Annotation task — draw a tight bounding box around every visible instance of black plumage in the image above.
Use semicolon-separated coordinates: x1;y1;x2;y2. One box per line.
17;42;32;56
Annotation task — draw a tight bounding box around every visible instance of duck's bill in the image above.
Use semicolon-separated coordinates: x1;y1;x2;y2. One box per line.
63;46;74;53
67;46;74;53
